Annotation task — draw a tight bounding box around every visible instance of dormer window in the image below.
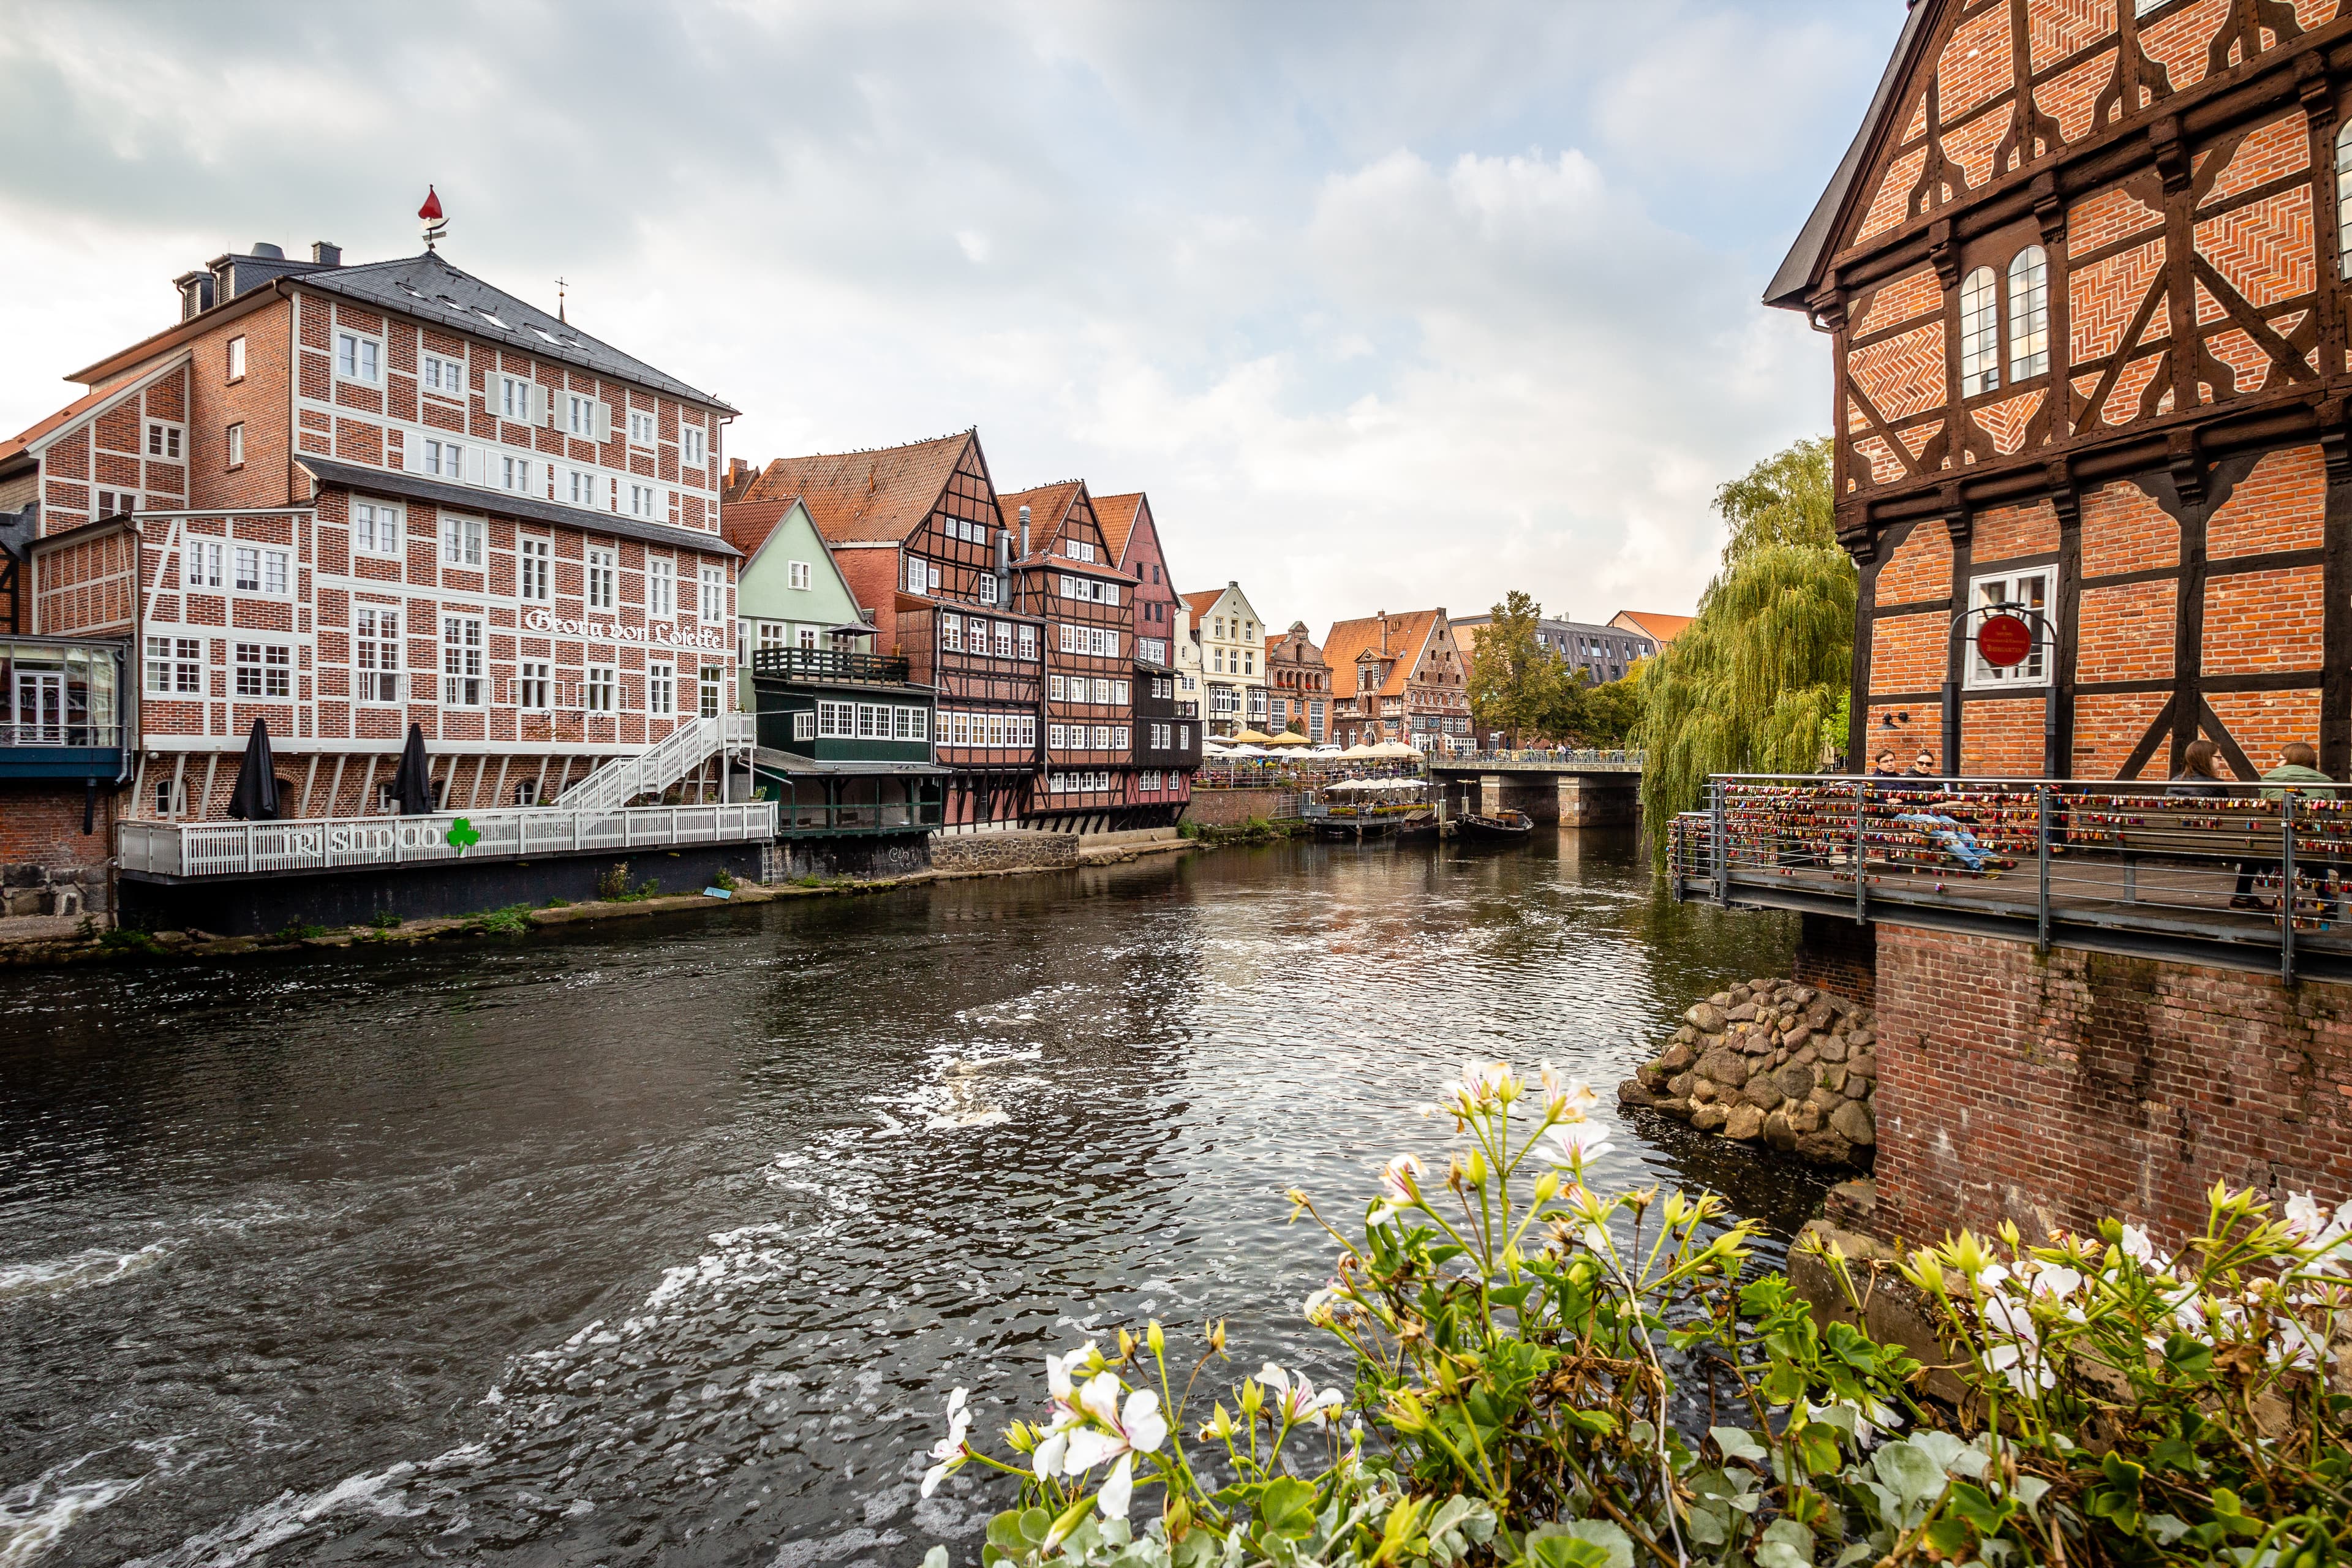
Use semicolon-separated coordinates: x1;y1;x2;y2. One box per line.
1958;266;2000;397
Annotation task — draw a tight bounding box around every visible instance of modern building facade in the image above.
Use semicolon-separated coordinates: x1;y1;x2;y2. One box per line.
1451;612;1659;686
1178;582;1267;737
1608;610;1691;650
1324;608;1472;750
1264;620;1332;740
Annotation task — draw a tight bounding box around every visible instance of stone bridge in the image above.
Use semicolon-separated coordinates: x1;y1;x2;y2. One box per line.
1427;750;1643;827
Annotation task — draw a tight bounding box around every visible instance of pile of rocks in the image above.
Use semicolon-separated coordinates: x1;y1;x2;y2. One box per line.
1617;976;1879;1169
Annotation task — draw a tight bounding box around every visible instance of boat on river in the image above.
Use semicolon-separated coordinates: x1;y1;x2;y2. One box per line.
1458;809;1534;841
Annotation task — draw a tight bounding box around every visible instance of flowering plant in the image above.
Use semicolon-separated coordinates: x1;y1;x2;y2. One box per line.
918;1060;2350;1567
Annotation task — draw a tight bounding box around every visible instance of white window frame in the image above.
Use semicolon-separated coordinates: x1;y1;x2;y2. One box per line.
353;606;402;703
978;575;998;606
818;699;853;738
1049;674;1065;700
145;419;179;456
647;556;676;618
788;559;812;591
225;422;244;469
2006;246;2049;383
699;666;723;718
440;513;484;569
628;483;657;519
334;330;382;385
568;468;599;508
518;535;551;601
906;554;927;594
423;438;464;479
422;353;465;399
1958;265;2000;398
519;659;551;710
793;710;816;741
682;426;706;466
566;393;598;437
586;665;617;712
500;454;536;496
699;565;724;622
353;500;403;557
232;545;291;595
627;408;656;447
586;546;617;610
1964;566;2056;689
144;635;202;695
232;641;292;698
1019;625;1036;661
497;373;536;423
647;662;675;717
226;335;246;381
440;615;485;707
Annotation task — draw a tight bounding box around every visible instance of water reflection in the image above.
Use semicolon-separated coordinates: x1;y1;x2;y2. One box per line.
0;830;1811;1566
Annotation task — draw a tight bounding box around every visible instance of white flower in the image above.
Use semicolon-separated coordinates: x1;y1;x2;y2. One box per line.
1097;1453;1137;1520
1441;1060;1519;1114
1855;1397;1904;1446
919;1387;972;1498
1254;1363;1343;1428
2119;1224;2158;1265
1539;1061;1599;1119
1060;1378;1168;1476
1046;1342;1099;1400
1379;1153;1426;1205
2029;1265;2083;1300
1303;1285;1342;1325
1541;1120;1615;1170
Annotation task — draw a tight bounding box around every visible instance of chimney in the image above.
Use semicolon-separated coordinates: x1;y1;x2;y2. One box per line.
251;241;284;260
311;241;342;266
1018;504;1031;559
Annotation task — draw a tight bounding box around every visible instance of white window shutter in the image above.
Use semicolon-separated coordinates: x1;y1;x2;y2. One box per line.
464;445;487;487
402;437;423;475
594;401;612;445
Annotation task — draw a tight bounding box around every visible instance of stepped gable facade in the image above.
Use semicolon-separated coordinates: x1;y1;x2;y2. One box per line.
4;239;739;821
742;431;1044;826
1094;491;1183;668
1774;0;2352;779
1324;608;1471;750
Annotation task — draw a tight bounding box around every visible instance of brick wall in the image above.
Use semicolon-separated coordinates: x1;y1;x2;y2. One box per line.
1794;912;1876;1006
1869;922;2352;1244
1182;786;1302;827
0;782;116;916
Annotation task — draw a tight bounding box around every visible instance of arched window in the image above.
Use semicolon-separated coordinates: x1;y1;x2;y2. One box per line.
2006;245;2049;382
2336;121;2352;279
1958;265;2001;396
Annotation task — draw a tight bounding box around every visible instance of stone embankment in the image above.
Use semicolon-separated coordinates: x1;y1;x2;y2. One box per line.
1618;976;1879;1168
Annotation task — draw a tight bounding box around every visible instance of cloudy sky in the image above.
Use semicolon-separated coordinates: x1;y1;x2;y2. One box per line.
0;0;1898;634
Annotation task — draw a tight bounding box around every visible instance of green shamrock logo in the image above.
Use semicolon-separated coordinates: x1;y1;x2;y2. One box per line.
447;817;482;850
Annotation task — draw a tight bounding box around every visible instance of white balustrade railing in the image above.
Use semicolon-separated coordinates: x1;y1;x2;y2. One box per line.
119;800;778;880
556;714;755;817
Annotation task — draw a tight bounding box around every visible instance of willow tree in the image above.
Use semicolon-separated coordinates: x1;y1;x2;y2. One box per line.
1640;437;1855;865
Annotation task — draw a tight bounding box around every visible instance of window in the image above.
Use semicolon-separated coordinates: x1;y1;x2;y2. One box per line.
1112;680;1129;705
906;554;927;594
586;547;616;609
2006;246;2049;382
927;564;941;591
627;409;655;446
818;699;853;737
942;617;963;653
1019;625;1036;660
506;536;547;601
514;778;540;807
225;423;244;469
355;608;402;702
1049;674;1065;700
353;500;402;556
792;710;816;741
894;706;928;741
586;665;616;712
497;374;537;423
500;455;535;495
424;438;464;478
648;557;676;617
699;666;722;718
994;622;1012;658
699;565;724;622
334;331;381;384
518;660;551;710
682;426;706;466
96;488;138;518
226;336;246;380
628;483;657;519
1064;540;1096;563
145;636;201;695
1114;726;1129;748
798;626;817;649
567;393;598;436
1958;265;2000;396
2339;123;2352;280
1092;677;1112;703
789;560;812;590
978;575;998;606
968;616;987;652
986;712;1006;746
423;353;464;396
233;546;289;594
441;616;484;705
648;662;675;715
440;514;484;568
856;702;886;739
563;469;596;508
156;777;186;816
1050;723;1068;751
1966;568;2052;687
233;642;291;698
186;539;222;589
146;422;182;459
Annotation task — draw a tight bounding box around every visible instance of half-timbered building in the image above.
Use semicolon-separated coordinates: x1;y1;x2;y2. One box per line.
1776;0;2352;778
1324;609;1472;750
1095;490;1197;819
739;432;1044;828
1002;481;1148;826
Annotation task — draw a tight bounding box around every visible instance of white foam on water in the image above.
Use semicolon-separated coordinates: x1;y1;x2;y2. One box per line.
771;1525;904;1568
0;1242;172;1305
0;1457;143;1568
125;1443;486;1568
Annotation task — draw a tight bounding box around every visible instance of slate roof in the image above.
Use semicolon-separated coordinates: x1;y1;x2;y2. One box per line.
745;432;973;546
1324;610;1441;701
300;458;738;556
721;494;802;561
300;251;736;409
1763;1;1936;310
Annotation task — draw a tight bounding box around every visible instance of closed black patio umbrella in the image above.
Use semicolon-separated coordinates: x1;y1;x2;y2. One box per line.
390;722;435;815
225;717;280;821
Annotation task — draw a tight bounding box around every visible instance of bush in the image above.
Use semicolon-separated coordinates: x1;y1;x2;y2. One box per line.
597;861;633;901
271;919;326;944
368;909;402;930
712;868;739;892
96;927;162;958
470;903;533;935
916;1061;2352;1568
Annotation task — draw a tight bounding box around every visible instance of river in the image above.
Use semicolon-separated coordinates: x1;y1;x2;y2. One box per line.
0;829;1813;1567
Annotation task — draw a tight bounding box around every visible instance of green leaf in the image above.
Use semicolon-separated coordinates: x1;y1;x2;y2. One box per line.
2146;1513;2192;1546
922;1548;949;1568
1711;1426;1768;1464
1872;1442;1947;1507
1524;1521;1631;1568
1755;1517;1814;1568
1254;1477;1318;1543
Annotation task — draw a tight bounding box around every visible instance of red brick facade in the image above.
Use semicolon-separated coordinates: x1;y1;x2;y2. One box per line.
1869;922;2352;1245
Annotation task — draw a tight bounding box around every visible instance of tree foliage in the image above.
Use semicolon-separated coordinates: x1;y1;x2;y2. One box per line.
1640;438;1854;864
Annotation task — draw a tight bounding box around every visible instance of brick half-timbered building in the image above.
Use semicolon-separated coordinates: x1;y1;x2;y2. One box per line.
1775;0;2352;779
2;239;743;873
740;432;1045;828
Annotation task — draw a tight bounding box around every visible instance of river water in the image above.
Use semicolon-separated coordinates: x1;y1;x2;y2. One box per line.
0;830;1813;1567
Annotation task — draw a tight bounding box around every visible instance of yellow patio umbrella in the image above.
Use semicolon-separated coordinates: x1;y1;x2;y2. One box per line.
1229;728;1275;744
1260;729;1310;747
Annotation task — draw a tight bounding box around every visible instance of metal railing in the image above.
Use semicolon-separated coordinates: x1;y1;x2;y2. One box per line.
119;800;779;880
1669;774;2352;984
556;713;753;817
1446;748;1646;770
750;647;914;685
1;721;124;748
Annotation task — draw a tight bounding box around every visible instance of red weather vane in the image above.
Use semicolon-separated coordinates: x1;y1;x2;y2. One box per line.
418;186;448;249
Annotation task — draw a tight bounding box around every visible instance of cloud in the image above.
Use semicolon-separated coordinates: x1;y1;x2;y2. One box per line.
0;0;1898;635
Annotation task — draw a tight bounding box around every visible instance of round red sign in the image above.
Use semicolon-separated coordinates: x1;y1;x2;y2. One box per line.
1977;612;2033;669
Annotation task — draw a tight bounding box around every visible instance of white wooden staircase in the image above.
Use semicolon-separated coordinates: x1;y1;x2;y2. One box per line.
557;713;755;818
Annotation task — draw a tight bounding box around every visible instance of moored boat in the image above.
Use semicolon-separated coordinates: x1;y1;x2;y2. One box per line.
1459;810;1534;840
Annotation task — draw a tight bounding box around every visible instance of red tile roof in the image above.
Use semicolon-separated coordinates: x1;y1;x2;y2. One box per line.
1179;588;1227;620
1611;610;1694;643
720;494;801;560
1324;609;1442;701
998;481;1084;546
743;432;972;546
1092;492;1144;562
